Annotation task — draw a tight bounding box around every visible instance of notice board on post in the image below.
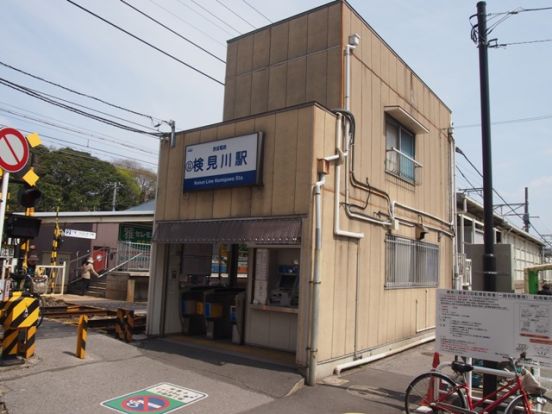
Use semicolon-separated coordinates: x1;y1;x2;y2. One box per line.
436;289;552;367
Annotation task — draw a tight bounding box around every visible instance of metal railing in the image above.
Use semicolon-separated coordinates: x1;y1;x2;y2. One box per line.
385;147;422;184
116;241;151;271
385;236;439;288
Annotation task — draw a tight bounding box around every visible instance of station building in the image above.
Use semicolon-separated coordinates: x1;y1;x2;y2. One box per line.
147;0;454;382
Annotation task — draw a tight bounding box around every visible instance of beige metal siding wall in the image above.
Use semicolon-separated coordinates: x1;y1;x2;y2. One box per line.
223;2;343;121
155;106;316;222
314;5;453;362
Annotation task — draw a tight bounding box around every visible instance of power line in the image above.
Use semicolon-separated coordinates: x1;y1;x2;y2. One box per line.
146;0;226;47
0;60;163;124
65;0;224;86
456;147;551;246
0;76;164;136
0;106;157;159
173;0;235;36
496;38;552;47
0;123;157;167
119;0;226;64
454;113;552;129
189;0;241;35
488;6;552;17
241;0;272;23
215;0;256;29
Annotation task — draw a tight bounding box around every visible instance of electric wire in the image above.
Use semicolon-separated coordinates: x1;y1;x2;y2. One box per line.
0;99;155;151
65;0;224;86
496;38;552;47
454;113;552;129
488;6;552;17
0;60;163;124
173;0;235;36
0;106;157;159
241;0;272;23
146;0;226;48
457;148;552;246
0;123;157;167
215;0;256;29
189;0;241;35
0;76;164;136
119;0;226;63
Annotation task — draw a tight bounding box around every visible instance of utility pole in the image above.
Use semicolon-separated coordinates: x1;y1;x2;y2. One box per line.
523;187;530;232
476;0;498;400
112;182;120;212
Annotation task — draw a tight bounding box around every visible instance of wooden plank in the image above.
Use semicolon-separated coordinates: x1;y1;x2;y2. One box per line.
234;73;252;118
237;35;253;75
307;7;328;53
272;110;298;215
288;15;307;59
268;63;287;111
253;29;270;70
251;69;269;115
306;51;328;105
286;56;307;107
269;22;289;65
294;107;314;214
251;114;276;216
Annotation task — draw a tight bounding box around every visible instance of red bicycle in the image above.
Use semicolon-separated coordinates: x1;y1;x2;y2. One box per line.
404;356;552;413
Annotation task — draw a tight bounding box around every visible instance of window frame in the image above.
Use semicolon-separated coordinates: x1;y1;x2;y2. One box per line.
385;234;439;289
385;115;420;184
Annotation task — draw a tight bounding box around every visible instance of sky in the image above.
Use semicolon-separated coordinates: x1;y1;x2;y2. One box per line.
0;0;551;242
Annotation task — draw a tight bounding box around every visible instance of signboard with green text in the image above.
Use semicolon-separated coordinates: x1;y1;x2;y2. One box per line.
119;224;152;244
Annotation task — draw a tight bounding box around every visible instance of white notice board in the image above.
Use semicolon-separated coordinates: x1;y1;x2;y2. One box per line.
436;289;552;366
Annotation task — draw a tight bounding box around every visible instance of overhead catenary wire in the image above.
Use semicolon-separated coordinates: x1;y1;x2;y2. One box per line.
496;38;552;47
65;0;224;86
241;0;272;23
456;148;552;246
119;0;226;64
0;60;164;124
0;76;164;136
454;113;552;129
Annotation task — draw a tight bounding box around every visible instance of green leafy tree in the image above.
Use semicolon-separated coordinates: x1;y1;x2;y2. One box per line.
114;160;157;203
8;147;142;212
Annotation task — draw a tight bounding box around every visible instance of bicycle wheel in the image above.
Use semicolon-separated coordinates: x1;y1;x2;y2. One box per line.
405;372;467;414
506;394;552;414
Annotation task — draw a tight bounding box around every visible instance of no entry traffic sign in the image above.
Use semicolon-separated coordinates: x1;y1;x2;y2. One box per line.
0;128;30;173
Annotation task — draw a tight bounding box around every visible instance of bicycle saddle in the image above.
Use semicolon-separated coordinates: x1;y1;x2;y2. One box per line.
451;361;474;373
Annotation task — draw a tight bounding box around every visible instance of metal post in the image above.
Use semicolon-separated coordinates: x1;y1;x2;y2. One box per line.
476;0;498;399
0;172;10;289
523;187;529;232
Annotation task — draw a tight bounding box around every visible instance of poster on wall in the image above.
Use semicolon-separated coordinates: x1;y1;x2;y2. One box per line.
436;289;552;367
183;132;263;191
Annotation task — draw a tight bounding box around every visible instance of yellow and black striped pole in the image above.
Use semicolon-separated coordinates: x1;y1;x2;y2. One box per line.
49;209;62;292
0;293;40;358
76;314;88;359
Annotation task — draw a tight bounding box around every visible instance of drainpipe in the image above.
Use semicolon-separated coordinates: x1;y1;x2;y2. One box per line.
334;114;364;239
308;172;326;386
450;133;461;290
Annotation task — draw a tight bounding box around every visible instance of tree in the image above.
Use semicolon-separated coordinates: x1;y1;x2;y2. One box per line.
114;160;157;203
7;147;143;212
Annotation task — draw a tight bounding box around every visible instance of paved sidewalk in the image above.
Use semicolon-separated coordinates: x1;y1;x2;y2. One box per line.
0;312;446;414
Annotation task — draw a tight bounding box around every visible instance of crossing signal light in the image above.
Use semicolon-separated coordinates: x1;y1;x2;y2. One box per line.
18;183;42;208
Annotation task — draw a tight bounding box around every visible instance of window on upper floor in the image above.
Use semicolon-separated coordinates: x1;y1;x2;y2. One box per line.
385;116;419;183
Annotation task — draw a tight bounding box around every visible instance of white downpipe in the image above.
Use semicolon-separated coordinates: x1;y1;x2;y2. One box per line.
451;137;462;290
334;334;435;375
334;114;363;240
308;173;325;386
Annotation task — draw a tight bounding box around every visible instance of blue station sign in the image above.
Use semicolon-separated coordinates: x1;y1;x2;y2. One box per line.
183;132;263;191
